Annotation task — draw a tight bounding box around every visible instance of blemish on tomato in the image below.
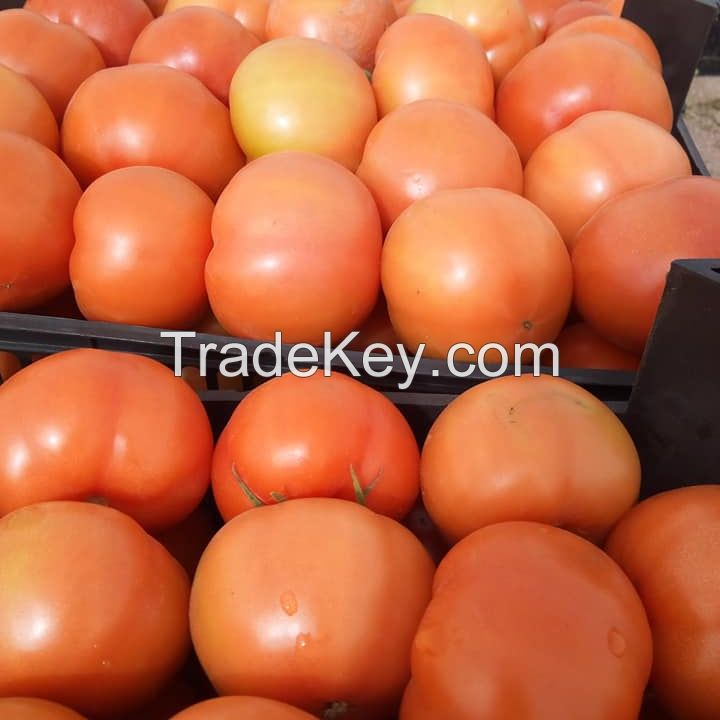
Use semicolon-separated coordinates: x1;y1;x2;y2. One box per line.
280;590;298;616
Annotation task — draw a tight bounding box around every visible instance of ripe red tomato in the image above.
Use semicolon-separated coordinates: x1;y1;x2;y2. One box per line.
229;37;377;171
163;0;269;40
0;501;191;718
0;132;80;311
606;486;720;720
524;111;691;247
212;372;420;522
0;10;105;121
573;176;720;354
207;151;382;345
70;166;214;330
553;323;641;371
129;7;259;104
496;34;673;163
61;64;244;200
0;349;214;532
0;353;22;384
169;697;319;720
0;698;87;720
421;374;641;544
190;498;435;718
401;522;652;720
546;0;612;34
381;188;572;364
24;0;153;66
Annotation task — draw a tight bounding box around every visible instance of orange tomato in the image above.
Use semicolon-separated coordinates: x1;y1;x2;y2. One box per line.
0;353;22;384
0;132;80;312
420;374;641;544
496;34;673;163
0;501;190;718
70;166;214;330
163;0;269;40
0;698;87;719
169;697;319;719
229;37;377;171
546;0;612;34
207;151;382;345
129;7;259;104
524;111;691;247
554;323;641;371
190;498;435;718
61;64;244;201
0;349;214;532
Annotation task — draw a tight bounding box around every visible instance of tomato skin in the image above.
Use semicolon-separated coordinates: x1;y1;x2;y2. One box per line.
169;697;318;720
129;7;259;104
0;132;80;312
61;64;245;201
190;498;435;719
207;151;382;345
0;501;191;719
0;698;87;720
572;176;720;355
163;0;269;40
496;34;673;163
421;374;641;545
401;521;652;720
24;0;153;67
0;349;214;532
606;486;720;720
554;323;641;371
546;0;612;34
524;111;691;247
70;166;214;330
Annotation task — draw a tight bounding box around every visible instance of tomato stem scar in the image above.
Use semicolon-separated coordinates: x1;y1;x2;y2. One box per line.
350;465;383;506
231;464;265;508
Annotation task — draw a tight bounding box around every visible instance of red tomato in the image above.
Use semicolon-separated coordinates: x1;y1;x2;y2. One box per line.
524;111;691;246
573;176;720;354
372;14;494;118
207;151;382;345
129;7;259;104
606;486;720;720
421;374;641;544
24;0;153;67
546;0;612;34
347;294;400;352
229;37;377;171
212;372;420;521
496;34;673;163
358;100;522;232
0;698;87;719
163;0;269;40
0;132;80;311
70;166;214;330
0;501;190;718
381;188;572;364
0;349;214;532
0;65;58;152
0;10;105;121
61;64;244;201
169;697;319;720
553;323;641;371
0;353;22;384
401;522;652;720
190;498;435;718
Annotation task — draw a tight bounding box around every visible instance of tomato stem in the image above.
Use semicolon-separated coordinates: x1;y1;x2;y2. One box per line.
231;464;265;508
350;465;383;506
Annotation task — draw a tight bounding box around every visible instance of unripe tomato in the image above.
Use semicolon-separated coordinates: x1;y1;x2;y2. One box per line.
163;0;269;40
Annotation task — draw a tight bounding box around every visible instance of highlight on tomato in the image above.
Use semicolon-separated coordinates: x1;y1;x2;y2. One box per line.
168;696;319;720
0;698;87;720
163;0;270;41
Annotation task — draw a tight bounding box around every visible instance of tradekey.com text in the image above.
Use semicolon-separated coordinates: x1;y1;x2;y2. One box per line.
161;331;560;391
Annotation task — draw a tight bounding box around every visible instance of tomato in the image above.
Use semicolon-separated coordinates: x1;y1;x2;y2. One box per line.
61;64;244;201
0;132;80;312
207;151;382;345
190;498;435;718
0;10;105;121
573;176;720;354
229;37;377;171
421;374;641;544
24;0;153;67
546;0;612;34
169;697;318;720
129;7;259;104
553;323;641;371
0;352;22;384
381;188;572;364
70;166;213;330
401;521;652;720
212;372;420;522
371;14;494;118
0;65;58;152
496;34;673;163
0;698;87;720
606;486;720;720
0;349;214;532
0;501;190;718
145;0;168;14
406;0;539;83
164;0;269;40
348;294;400;352
524;111;691;247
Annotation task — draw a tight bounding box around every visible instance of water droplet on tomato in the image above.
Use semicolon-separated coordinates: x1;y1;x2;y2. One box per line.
608;628;626;658
280;591;298;616
296;633;311;650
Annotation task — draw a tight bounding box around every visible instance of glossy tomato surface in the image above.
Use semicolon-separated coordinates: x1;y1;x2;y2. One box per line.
554;323;641;371
0;132;80;311
190;498;435;719
401;522;652;720
0;698;87;720
0;349;214;532
163;0;269;40
0;501;190;718
61;64;245;200
358;99;521;231
169;697;318;720
606;486;720;720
